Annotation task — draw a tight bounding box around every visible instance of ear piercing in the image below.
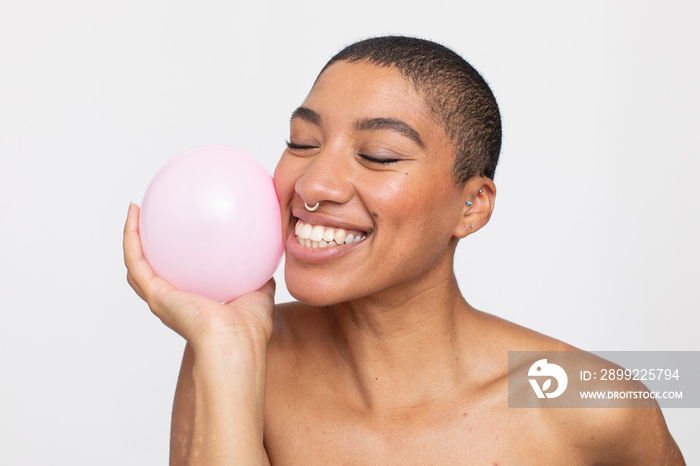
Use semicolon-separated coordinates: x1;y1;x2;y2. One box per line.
466;190;483;226
304;202;320;212
467;190;483;207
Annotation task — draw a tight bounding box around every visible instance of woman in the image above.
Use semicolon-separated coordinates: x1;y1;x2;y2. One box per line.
124;36;682;465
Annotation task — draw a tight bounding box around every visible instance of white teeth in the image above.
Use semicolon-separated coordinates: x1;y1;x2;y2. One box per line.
294;219;367;248
300;223;313;239
310;225;325;241
323;229;335;242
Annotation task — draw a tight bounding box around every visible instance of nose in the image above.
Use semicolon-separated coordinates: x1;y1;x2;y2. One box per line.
294;146;353;206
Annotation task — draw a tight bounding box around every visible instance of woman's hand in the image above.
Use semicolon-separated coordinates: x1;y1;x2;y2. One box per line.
123;202;276;348
124;202;273;465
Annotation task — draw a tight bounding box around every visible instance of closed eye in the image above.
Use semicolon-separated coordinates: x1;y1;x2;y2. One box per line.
358;153;401;165
286;141;318;150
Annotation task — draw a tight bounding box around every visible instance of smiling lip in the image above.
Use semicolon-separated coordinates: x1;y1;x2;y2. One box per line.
286;210;372;264
295;219;367;247
291;209;371;234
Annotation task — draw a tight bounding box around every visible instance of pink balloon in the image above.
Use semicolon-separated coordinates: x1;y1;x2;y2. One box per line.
139;145;283;302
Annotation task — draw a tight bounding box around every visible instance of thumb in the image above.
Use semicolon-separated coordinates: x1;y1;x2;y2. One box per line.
225;278;276;305
224;278;277;317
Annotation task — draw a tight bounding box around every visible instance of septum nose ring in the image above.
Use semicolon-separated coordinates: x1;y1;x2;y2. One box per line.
304;202;320;212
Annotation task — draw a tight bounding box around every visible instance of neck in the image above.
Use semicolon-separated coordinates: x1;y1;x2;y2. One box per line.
326;267;475;410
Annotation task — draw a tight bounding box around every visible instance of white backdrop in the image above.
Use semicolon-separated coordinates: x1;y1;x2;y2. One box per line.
1;1;698;464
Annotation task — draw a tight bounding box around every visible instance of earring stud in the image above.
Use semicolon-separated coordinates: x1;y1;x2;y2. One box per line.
466;200;472;207
478;189;483;193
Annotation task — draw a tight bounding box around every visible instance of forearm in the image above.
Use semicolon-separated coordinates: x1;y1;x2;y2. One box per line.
187;338;269;465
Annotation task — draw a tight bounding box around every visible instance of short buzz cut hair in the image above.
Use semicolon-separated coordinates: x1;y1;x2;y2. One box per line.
320;36;501;183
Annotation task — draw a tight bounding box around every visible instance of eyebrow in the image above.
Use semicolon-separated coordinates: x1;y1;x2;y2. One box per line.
354;117;424;148
290;107;424;148
290;106;322;126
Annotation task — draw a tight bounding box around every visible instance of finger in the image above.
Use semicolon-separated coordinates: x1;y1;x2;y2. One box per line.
224;278;277;334
123;202;176;305
123;203;156;294
126;271;146;301
225;278;276;306
123;203;147;271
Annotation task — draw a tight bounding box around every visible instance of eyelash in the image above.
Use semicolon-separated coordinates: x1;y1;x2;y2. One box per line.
286;141;317;150
357;153;400;165
286;141;400;165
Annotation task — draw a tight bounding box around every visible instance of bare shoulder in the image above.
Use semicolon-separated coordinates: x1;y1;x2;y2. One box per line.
569;402;684;464
471;309;684;464
542;356;683;464
555;354;684;465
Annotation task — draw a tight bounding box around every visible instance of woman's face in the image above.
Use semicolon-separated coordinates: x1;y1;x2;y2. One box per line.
274;61;471;305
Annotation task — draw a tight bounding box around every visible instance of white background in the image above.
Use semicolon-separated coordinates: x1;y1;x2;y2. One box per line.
1;1;698;464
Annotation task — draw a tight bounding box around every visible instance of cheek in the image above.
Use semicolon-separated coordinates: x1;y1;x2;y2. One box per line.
362;174;418;212
373;175;460;239
368;174;443;219
273;155;297;203
273;156;301;242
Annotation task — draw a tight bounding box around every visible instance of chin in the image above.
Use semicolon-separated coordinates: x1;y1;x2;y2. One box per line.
284;269;353;307
286;278;336;307
287;287;341;307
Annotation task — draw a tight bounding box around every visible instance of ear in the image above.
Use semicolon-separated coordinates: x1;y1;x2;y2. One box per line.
453;177;496;239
